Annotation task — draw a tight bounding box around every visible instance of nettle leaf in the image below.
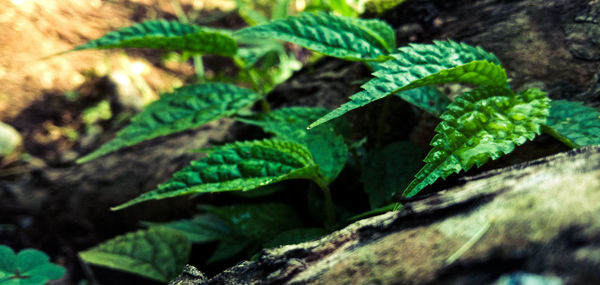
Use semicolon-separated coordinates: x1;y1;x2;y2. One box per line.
236;11;395;61
113;139;320;210
237;107;349;182
77;83;260;163
361;141;424;208
72;20;237;56
79;227;190;282
403;87;550;197
546;100;600;147
0;246;65;285
202;203;302;242
309;41;506;128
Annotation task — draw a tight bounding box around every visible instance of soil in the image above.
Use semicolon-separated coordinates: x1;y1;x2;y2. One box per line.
0;1;247;283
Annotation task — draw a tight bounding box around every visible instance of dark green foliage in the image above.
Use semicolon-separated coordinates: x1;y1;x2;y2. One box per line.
310;41;505;128
237;107;349;182
72;20;237;56
403;87;550;197
0;246;65;285
546;100;600;147
361;141;424;208
112;139;320;210
236;11;395;61
78;227;190;282
77;83;260;163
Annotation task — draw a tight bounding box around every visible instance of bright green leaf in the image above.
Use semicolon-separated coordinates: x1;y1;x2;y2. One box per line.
403;87;550;197
112;139;320;210
77;83;260;163
79;227;190;282
71;20;237;56
361;141;424;208
309;41;505;128
0;246;65;285
545;100;600;147
235;11;395;61
272;0;291;19
237;107;349;182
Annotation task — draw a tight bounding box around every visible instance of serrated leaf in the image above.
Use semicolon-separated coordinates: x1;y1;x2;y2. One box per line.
237;107;349;182
402;87;550;197
235;11;395;61
262;228;327;248
202;203;303;242
546;100;600;147
361;141;424;208
79;227;190;282
113;139;320;210
144;214;232;243
77;83;260;163
72;20;237;56
309;41;506;128
0;246;65;285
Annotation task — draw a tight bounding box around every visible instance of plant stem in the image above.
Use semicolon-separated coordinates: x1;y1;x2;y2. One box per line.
541;125;578;149
314;176;335;229
169;0;205;83
193;55;205;83
375;95;392;148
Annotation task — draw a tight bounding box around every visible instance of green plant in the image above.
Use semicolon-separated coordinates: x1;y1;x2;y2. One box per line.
64;9;600;282
0;245;65;285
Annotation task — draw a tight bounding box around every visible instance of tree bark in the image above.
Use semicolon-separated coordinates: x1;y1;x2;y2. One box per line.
173;145;600;285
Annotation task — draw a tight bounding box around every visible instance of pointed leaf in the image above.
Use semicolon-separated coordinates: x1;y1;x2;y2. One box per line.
546;100;600;147
77;83;260;163
235;11;395;61
237;107;349;182
79;227;190;282
113;139;320;210
349;202;403;221
403;87;550;197
72;20;237;56
361;141;424;208
309;41;506;128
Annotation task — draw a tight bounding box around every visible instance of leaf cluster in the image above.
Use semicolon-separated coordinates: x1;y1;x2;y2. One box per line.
60;7;600;283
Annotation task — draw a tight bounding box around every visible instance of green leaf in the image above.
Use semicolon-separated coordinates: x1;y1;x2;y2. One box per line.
361;141;424;208
202;203;303;242
79;227;190;282
262;228;327;248
144;214;232;243
309;41;506;128
545;100;600;147
235;11;395;61
71;20;237;56
403;87;550;197
0;246;65;285
113;139;320;210
77;83;260;163
237;107;349;182
395;86;452;117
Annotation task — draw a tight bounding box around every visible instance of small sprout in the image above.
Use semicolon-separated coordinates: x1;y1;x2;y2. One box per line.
0;245;65;285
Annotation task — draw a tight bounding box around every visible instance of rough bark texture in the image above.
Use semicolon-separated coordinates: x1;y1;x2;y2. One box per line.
172;145;600;285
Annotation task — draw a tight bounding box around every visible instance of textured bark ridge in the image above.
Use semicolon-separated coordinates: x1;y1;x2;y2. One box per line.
172;146;600;285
